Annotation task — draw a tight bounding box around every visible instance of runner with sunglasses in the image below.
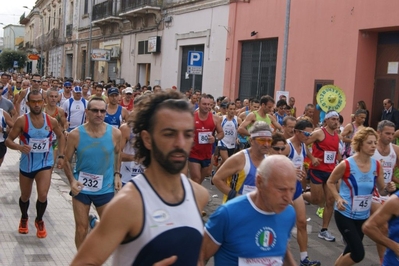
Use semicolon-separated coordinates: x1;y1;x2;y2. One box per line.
15;74;43;116
5;90;65;238
212;121;271;203
274;120;321;266
303;110;341;243
63;96;122;249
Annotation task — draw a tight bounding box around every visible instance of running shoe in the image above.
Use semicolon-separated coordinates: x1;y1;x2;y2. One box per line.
88;214;98;229
318;230;335;242
35;220;47;238
18;218;29;234
316;207;324;218
300;256;321;266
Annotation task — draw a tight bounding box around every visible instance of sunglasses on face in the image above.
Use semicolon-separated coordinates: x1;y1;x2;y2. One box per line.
296;130;311;137
16;82;21;84
272;146;286;151
0;86;3;90
32;80;41;83
253;137;272;146
88;108;106;114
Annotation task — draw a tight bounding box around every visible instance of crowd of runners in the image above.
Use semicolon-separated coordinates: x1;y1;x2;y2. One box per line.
1;71;399;266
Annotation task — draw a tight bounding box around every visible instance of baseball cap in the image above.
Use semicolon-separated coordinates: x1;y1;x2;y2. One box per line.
125;87;133;94
64;81;72;87
73;86;82;93
108;87;119;95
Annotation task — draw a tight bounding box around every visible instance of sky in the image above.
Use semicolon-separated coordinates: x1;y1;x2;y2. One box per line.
0;0;37;37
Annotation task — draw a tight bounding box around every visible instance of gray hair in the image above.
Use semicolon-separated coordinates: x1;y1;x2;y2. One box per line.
256;155;296;183
249;121;272;134
47;88;59;97
377;120;395;132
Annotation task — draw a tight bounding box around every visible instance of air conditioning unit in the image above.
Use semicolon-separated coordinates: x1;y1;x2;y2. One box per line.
111;46;120;58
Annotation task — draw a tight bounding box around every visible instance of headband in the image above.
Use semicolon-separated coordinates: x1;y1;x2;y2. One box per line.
250;131;272;138
325;111;339;120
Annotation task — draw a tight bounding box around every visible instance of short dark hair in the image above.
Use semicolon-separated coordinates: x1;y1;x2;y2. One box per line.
276;99;287;108
27;90;44;101
271;133;287;146
294;119;313;130
87;97;106;109
260;95;275;105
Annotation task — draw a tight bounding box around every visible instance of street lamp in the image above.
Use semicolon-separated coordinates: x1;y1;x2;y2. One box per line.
0;23;16;50
23;6;44;76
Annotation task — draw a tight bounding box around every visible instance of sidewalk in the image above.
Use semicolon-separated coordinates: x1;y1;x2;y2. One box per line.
0;148;111;266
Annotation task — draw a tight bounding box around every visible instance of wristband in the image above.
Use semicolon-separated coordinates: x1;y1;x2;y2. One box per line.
58;155;65;159
114;172;121;176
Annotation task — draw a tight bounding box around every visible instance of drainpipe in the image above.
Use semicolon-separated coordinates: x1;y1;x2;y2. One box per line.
280;0;291;91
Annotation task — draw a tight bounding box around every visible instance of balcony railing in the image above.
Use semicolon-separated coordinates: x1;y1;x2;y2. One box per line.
66;24;72;37
121;0;162;13
93;0;116;21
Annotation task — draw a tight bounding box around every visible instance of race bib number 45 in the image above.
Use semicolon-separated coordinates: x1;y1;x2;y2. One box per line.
78;172;103;192
352;195;372;212
29;138;50;153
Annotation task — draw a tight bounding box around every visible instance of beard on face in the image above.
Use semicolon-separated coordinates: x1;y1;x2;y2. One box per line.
151;138;188;175
30;106;43;115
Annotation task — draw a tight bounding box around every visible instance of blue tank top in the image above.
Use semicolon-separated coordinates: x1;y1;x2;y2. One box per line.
19;113;54;172
74;124;115;195
275;112;286;126
383;190;399;265
336;157;378;220
104;105;123;128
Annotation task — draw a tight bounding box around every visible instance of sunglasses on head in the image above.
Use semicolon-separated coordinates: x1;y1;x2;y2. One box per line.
296;129;311;137
253;137;272;146
88;108;107;114
272;146;286;151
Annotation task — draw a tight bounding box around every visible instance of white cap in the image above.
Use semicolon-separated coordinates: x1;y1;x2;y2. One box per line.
125;87;133;94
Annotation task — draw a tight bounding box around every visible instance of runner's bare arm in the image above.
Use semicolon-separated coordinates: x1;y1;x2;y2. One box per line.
71;184;143;265
213;152;245;196
305;128;323;146
4;116;30;154
63;129;83;195
2;110;14;130
189;179;209;214
376;163;395;195
238;112;255;136
270;115;282;131
326;161;347;209
113;127;122;190
363;195;399;257
340;123;353;143
119;124;135;162
198;231;220;265
213;115;224;142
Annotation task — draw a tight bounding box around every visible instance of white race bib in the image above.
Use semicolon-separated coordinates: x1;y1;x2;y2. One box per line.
198;131;211;144
242;185;256;195
383;167;393;184
324;151;336;164
238;256;283;266
29;138;50;153
78;171;103;192
352;195;372;212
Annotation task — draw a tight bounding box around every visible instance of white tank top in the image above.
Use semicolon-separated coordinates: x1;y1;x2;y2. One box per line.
219;115;238;149
287;139;306;170
113;174;204;265
372;143;396;184
120;131;144;184
59;92;71;107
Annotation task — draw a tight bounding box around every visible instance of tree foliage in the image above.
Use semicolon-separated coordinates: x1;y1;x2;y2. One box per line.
0;49;28;71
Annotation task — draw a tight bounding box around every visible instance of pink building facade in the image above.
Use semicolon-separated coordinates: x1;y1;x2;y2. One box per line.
224;0;399;127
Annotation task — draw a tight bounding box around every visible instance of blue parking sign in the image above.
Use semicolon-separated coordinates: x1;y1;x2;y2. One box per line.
187;51;203;75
